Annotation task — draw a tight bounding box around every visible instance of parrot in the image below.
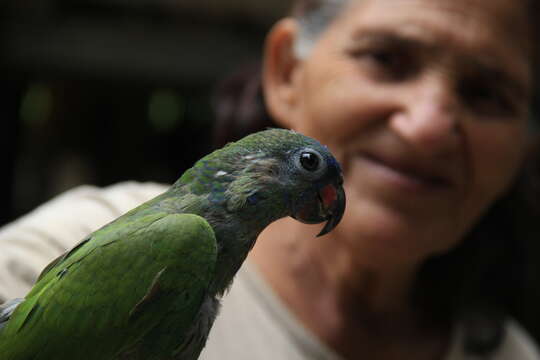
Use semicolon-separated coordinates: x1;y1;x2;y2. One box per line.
0;128;345;360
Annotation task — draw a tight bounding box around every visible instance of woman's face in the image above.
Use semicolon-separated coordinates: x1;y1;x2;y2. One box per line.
265;0;533;266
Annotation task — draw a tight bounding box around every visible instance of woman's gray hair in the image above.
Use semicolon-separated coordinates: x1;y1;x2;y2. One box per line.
291;0;348;58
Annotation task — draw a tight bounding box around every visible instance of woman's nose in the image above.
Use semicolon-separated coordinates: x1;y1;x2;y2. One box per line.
389;77;461;155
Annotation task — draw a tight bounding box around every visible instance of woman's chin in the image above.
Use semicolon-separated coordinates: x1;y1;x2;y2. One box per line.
334;202;462;267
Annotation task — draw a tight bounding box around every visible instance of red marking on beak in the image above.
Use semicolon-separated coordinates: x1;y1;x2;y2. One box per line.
320;184;337;210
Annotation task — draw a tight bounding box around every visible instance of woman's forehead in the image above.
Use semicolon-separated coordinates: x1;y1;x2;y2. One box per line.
319;0;532;90
332;0;531;51
333;1;527;37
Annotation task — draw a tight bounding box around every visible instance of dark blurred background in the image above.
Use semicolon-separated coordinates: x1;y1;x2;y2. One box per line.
0;0;288;225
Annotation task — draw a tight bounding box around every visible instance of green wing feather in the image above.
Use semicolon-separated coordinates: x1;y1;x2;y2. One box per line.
0;212;217;360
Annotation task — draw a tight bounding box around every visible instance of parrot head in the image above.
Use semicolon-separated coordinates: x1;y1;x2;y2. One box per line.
221;129;345;237
176;128;345;237
286;145;345;236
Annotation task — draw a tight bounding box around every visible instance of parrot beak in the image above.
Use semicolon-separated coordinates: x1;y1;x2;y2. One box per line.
291;177;346;237
316;180;346;237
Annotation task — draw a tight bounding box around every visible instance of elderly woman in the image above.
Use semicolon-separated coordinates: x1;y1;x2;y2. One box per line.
202;0;540;358
0;0;539;359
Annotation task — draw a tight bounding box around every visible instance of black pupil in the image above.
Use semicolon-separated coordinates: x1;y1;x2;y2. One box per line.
300;152;320;172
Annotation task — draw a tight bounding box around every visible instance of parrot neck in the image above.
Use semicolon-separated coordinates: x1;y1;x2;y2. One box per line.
209;225;260;296
206;193;290;296
204;193;291;296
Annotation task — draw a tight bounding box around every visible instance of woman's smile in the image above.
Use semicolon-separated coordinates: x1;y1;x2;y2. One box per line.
357;150;456;193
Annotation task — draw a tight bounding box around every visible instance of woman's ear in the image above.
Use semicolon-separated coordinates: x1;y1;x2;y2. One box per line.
262;18;304;129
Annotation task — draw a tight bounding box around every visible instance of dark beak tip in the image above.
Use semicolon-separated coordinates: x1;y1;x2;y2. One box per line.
315;214;339;237
316;227;330;237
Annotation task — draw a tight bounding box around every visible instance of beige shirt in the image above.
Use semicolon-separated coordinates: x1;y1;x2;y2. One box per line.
0;182;538;359
204;262;540;360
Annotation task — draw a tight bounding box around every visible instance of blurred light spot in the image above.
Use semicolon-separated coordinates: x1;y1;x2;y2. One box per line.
20;84;53;127
148;89;185;133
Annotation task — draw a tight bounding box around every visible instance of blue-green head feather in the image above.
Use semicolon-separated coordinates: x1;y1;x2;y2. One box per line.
173;128;345;237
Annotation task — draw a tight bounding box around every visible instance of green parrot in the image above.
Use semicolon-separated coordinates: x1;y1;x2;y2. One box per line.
0;128;345;360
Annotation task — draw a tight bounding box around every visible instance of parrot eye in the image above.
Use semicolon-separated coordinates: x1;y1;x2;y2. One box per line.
299;151;321;172
293;148;327;178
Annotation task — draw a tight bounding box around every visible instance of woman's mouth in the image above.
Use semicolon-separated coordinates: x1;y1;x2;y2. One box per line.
360;152;455;192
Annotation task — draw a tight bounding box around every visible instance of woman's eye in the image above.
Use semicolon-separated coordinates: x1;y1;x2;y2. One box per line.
355;48;415;81
459;82;518;118
368;50;401;68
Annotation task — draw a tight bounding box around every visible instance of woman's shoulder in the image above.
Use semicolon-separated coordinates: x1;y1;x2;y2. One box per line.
47;181;168;210
1;180;169;247
0;181;168;300
17;181;166;220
